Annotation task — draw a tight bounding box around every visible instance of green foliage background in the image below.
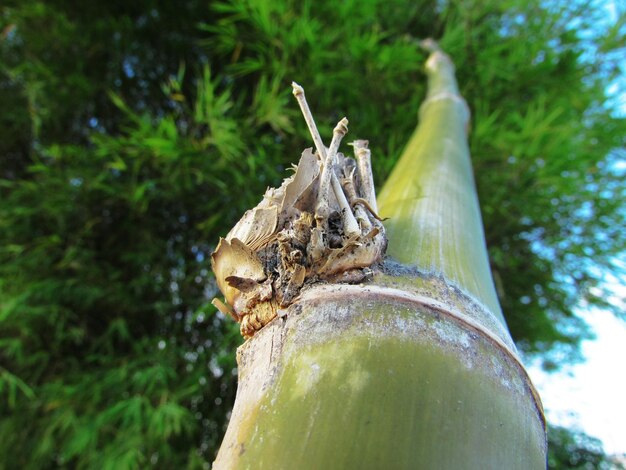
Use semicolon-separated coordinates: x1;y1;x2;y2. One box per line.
1;0;624;467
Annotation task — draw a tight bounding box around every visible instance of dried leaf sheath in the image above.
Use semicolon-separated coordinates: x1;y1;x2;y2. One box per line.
211;84;387;338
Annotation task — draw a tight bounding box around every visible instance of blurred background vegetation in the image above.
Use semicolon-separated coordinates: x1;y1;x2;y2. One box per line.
1;0;624;468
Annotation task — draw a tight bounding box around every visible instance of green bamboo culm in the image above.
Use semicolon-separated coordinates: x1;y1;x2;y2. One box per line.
213;43;547;469
378;40;503;321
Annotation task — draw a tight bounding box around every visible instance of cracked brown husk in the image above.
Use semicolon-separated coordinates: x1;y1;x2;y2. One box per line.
211;83;387;339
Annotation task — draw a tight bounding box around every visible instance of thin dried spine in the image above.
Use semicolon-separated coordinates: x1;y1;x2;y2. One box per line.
326;118;360;238
331;173;360;237
292;82;327;160
342;171;372;231
316;118;349;222
352;140;378;213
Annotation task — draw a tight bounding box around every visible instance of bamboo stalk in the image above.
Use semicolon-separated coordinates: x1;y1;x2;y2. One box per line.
215;285;546;469
213;43;546;469
377;44;502;323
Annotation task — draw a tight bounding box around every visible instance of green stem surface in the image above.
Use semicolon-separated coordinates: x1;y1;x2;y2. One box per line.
213;46;546;470
378;50;503;324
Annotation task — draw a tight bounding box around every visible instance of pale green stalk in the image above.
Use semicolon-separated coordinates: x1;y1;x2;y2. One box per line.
213;45;546;470
378;46;502;322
